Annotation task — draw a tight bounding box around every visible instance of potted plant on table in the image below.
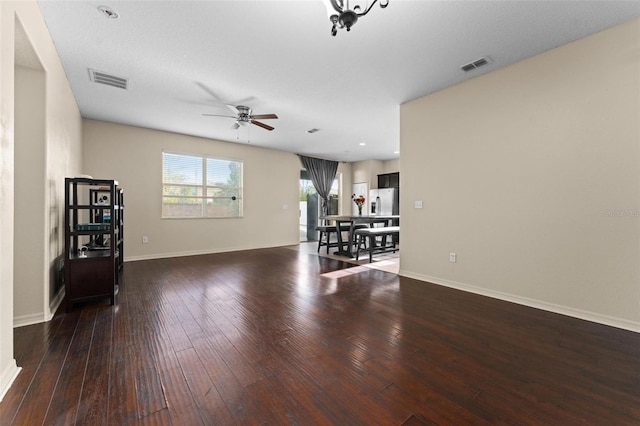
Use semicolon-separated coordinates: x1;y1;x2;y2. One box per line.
352;194;366;216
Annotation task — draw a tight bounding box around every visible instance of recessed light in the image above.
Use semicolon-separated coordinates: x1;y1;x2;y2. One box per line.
394;150;400;154
98;6;119;19
359;142;366;146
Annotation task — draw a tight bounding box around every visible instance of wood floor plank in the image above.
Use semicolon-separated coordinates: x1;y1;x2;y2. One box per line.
107;300;140;425
175;347;235;425
386;383;488;426
256;353;338;425
134;364;167;419
0;315;66;425
136;406;172;425
9;310;82;425
43;306;99;425
157;366;205;426
75;304;114;425
2;245;639;425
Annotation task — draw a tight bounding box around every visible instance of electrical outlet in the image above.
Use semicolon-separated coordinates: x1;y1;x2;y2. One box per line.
449;252;457;263
142;236;149;244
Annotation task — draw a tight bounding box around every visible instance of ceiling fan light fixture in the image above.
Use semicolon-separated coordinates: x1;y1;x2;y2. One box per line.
203;103;278;132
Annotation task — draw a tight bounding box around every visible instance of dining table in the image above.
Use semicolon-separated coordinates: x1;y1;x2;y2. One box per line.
322;214;400;258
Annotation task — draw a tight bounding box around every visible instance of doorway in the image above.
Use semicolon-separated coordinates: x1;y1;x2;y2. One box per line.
299;170;340;242
13;18;48;327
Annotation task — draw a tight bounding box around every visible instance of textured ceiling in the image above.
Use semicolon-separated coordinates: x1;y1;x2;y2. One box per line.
37;0;640;162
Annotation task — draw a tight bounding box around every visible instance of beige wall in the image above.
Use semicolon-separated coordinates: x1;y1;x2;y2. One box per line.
351;159;399;190
400;18;640;331
0;0;83;400
382;159;399;175
336;161;353;214
352;160;383;189
83;120;301;260
13;65;46;324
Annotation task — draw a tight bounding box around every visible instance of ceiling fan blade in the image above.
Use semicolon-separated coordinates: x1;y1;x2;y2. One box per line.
195;82;223;102
251;113;278;120
231;122;240;130
251;120;275;131
225;104;239;115
203;113;236;118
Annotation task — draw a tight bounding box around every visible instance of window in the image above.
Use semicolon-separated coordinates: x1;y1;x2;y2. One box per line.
299;170;340;199
162;151;243;218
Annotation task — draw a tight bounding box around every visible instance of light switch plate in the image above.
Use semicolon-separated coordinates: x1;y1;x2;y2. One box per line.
414;200;423;209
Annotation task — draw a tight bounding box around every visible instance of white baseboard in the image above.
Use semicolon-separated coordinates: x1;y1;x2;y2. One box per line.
124;241;300;263
13;287;65;328
13;312;45;328
399;269;640;333
47;287;65;321
0;359;21;402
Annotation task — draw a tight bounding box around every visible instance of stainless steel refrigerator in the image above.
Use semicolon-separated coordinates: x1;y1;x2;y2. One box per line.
369;188;399;216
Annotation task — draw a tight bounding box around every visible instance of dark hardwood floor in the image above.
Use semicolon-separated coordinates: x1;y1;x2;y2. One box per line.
1;246;639;425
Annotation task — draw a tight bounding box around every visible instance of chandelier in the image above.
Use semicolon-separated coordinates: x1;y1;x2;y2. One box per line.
326;0;389;36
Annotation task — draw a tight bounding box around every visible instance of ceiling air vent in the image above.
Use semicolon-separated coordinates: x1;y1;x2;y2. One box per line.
460;56;491;73
89;69;128;90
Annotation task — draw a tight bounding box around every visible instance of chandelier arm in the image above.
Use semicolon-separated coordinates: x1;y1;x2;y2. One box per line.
329;0;343;14
355;0;379;17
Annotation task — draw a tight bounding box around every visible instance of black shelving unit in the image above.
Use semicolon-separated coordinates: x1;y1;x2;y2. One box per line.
64;177;124;311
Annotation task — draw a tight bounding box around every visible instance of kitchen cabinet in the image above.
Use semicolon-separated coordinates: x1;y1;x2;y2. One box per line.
378;172;399;189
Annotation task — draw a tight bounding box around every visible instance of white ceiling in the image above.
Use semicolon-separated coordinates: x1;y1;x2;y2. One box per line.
37;0;640;162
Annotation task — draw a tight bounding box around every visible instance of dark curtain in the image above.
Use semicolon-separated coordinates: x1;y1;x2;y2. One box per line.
299;155;339;217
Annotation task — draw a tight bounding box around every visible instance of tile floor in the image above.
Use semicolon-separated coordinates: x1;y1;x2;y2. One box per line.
290;240;399;274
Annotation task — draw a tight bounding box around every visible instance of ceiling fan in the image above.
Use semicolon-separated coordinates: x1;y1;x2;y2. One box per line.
203;105;278;131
